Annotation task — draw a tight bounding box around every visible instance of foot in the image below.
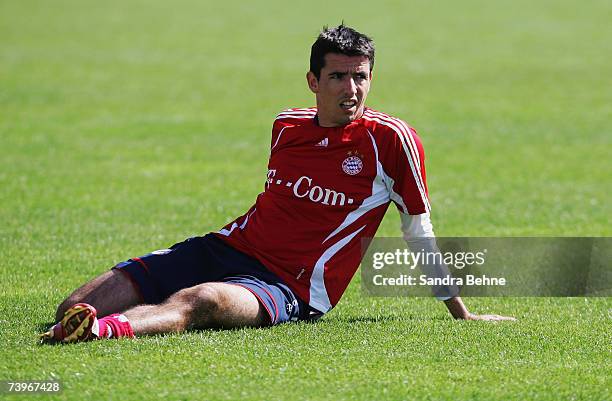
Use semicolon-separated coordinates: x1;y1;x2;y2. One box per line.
40;303;100;343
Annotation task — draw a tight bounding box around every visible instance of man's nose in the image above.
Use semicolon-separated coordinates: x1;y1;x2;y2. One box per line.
343;77;358;95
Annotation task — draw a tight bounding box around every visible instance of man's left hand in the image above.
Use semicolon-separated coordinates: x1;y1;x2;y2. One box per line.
444;296;517;321
463;313;516;321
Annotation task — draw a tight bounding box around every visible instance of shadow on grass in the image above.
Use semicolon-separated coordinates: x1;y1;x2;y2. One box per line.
36;313;448;346
327;314;448;324
36;317;321;346
37;321;55;332
36;321;60;346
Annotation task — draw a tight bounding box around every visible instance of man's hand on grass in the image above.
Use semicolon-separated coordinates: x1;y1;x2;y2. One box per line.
444;296;517;321
463;313;516;321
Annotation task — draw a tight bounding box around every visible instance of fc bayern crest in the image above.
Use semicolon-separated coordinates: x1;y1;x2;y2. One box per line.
342;152;363;175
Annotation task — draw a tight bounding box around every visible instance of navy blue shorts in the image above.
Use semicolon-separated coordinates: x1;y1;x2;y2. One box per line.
112;234;310;325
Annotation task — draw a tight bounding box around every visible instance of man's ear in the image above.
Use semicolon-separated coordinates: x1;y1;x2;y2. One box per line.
306;71;319;93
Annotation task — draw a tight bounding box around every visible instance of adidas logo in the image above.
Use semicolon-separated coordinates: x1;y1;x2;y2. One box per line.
315;138;329;147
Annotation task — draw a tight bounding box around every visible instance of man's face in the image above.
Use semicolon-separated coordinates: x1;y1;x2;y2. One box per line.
307;53;372;127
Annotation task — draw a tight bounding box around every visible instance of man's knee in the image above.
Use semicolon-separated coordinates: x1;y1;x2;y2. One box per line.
55;279;105;321
168;283;266;329
170;284;223;327
55;270;140;322
55;295;81;322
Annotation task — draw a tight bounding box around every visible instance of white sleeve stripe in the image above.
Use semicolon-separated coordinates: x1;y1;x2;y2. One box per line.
397;121;421;167
362;113;431;212
276;111;317;118
363;110;423;182
365;111;429;210
363;113;425;192
365;110;421;166
282;107;317;112
275;109;317;120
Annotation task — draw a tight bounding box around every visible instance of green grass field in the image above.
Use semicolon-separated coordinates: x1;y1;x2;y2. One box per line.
1;0;610;400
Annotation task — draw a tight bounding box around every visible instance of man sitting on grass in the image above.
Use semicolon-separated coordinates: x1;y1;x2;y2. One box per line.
41;24;514;344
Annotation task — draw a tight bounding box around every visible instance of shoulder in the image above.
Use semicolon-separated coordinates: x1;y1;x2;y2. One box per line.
269;107;316;149
272;107;317;135
275;107;317;123
361;108;425;161
361;108;420;141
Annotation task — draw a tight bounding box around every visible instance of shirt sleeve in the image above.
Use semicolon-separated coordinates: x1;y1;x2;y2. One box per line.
400;212;458;301
400;211;435;240
385;123;431;215
395;132;455;300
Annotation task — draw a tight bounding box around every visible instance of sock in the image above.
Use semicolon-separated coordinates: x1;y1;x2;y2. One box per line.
97;314;135;339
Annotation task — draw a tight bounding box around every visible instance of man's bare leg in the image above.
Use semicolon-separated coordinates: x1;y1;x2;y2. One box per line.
123;282;267;335
44;277;266;343
55;270;141;322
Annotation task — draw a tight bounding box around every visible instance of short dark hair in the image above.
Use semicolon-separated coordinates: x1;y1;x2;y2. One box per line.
309;24;375;79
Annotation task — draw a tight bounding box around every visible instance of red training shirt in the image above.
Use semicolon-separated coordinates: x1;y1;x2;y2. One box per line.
216;107;430;313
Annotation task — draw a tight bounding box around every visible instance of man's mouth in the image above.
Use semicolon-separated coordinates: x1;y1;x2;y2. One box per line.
340;99;358;110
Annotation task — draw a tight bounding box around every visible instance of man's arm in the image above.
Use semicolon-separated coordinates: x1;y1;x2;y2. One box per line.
384;123;515;321
401;212;516;321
